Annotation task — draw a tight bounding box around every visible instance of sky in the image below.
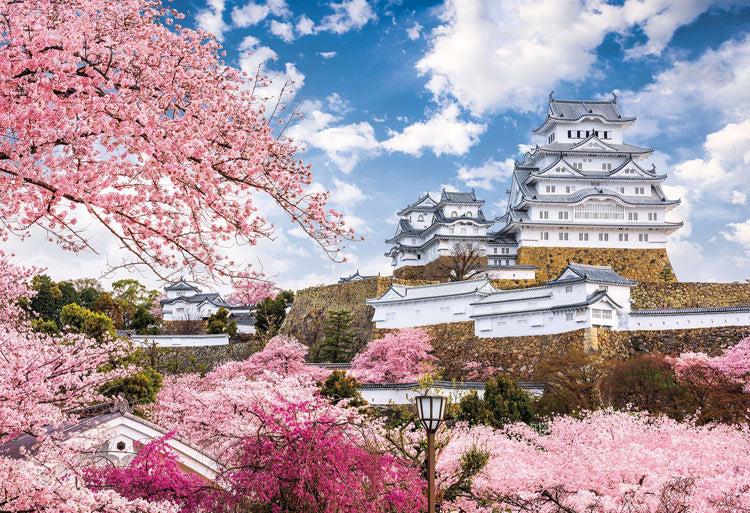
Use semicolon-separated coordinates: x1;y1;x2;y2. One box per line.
7;0;750;292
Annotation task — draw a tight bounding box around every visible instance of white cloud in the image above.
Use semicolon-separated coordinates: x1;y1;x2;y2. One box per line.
270;20;295;42
382;104;486;157
331;178;365;210
296;15;316;35
732;191;747;205
342;214;373;234
319;51;338;59
457;158;515;189
673;120;750;188
326;92;351;113
237;36;305;106
231;0;289;27
287;101;379;173
196;0;229;41
406;22;422;40
319;0;377;34
619;34;750;141
722;219;750;251
416;0;733;115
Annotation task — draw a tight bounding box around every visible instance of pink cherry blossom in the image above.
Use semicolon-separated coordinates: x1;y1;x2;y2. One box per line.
351;328;437;383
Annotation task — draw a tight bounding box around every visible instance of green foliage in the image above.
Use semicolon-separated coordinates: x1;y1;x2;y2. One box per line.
59;303;116;342
111;279;159;328
57;281;80;308
130;306;160;335
659;265;675;283
29;274;64;323
442;446;490;504
91;292;125;329
206;307;237;336
320;371;366;407
255;291;293;335
457;373;534;428
316;310;356;363
78;286;103;309
102;366;163;406
31;318;59;335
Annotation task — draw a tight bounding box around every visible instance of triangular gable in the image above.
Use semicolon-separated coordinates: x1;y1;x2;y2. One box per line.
556;268;582;281
609;158;653;178
414;195;437;209
570;135;619;153
589;293;623;311
535;157;585;178
374;286;406;301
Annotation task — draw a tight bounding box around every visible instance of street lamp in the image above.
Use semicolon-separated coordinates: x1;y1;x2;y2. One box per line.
415;394;447;513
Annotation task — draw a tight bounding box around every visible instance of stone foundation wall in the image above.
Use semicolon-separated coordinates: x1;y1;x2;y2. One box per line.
392;255;489;281
280;277;392;356
374;323;587;380
597;325;750;357
630;282;750;309
141;341;262;375
516;246;673;283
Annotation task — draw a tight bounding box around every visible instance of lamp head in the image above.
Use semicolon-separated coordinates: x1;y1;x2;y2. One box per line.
415;394;447;434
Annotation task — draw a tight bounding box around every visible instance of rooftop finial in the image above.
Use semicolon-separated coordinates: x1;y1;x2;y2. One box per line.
612;91;617;102
549;90;555;100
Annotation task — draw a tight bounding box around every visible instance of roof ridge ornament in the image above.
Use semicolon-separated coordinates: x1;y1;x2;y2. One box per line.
612;91;617;102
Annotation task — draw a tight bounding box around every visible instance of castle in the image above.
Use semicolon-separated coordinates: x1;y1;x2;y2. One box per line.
368;95;749;340
386;94;682;282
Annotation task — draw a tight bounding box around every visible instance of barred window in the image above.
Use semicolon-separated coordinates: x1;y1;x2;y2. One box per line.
574;202;624;220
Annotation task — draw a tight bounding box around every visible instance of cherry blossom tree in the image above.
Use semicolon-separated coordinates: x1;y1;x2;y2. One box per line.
351;328;437;383
438;409;750;512
225;277;278;306
0;0;355;282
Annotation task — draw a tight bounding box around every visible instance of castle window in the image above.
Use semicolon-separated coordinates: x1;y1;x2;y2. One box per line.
566;186;575;193
493;247;498;254
635;187;646;195
502;247;509;254
602;163;612;171
585;131;590;137
451;211;458;217
559;232;569;241
417;215;424;222
599;233;609;241
639;233;649;242
574;203;624;220
628;212;638;221
648;212;657;221
558;211;569;220
568;130;573;138
466;212;472;217
619;233;628;242
449;227;455;234
576;130;582;138
540;232;549;241
545;185;556;193
579;233;589;241
565;286;573;293
603;131;610;139
619;187;625;193
593;130;599;137
539;210;549;219
565;312;574;321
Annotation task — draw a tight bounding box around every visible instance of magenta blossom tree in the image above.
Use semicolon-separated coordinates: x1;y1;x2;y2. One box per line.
351;328;437;383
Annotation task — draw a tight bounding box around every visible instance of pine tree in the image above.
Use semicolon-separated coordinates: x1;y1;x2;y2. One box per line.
318;310;357;363
659;264;675;282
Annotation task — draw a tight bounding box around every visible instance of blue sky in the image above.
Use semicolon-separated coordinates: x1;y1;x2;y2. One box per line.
9;0;750;291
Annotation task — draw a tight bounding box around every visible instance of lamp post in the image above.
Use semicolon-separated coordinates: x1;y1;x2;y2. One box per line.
415;394;447;513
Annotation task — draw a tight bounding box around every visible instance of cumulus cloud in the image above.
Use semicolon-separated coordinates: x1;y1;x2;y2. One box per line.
382;104;486;157
416;0;736;115
722;219;750;251
296;15;316;35
319;51;338;59
237;36;305;107
270;20;295;42
319;0;377;34
457;159;515;190
732;191;747;205
331;178;366;209
406;22;422;40
673;120;750;188
231;0;289;27
196;0;229;41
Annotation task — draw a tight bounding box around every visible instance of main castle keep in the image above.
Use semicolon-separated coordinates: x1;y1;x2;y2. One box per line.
387;94;682;283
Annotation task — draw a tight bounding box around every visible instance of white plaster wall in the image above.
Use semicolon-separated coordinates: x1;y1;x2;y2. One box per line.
484;267;534;280
370;293;484;329
627;312;750;331
131;334;230;347
162;301;202;321
359;386;483;406
474;308;589;338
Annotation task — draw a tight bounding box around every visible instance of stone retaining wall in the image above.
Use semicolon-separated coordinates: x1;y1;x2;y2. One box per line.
516;246;673;283
597;325;750;357
141;341;261;375
630;282;750;309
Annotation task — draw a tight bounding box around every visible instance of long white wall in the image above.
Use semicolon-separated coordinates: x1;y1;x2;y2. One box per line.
370;293;483;329
628;309;750;331
131;334;229;347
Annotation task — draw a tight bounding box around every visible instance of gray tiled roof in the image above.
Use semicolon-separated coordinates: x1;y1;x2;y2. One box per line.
160;292;228;306
338;270;377;283
539;141;652;154
631;305;750;316
368;277;496;303
533;96;635;133
164;280;201;292
548;262;637;286
440;190;479;203
517;186;679;207
397;193;438;215
471;290;622;319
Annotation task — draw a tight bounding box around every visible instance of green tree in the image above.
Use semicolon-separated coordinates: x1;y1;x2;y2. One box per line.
111;279;159;328
130;305;160;335
206;307;237;336
254;290;293;335
659;264;675;282
91;292;124;328
101;366;163;406
320;371;366;407
59;303;116;342
78;287;102;309
318;310;356;363
31;318;59;335
457;373;534;428
58;281;80;307
29;274;63;325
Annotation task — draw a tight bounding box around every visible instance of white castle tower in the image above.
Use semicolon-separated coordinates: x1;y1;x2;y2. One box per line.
386;190;492;269
494;92;682;250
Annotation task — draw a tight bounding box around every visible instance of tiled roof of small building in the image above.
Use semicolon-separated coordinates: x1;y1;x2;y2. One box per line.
533;95;635;133
164;280;201;292
548;262;637;286
160;292;228;306
368;277;496;303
